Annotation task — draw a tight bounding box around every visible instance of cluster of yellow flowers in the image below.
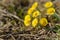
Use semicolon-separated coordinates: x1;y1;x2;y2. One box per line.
24;2;39;27
44;1;55;15
24;1;55;28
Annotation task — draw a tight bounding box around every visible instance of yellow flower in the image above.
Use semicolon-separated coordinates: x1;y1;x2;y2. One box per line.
24;15;31;26
31;2;38;10
27;8;34;15
44;1;53;8
24;15;31;21
32;18;38;27
24;20;31;26
47;8;55;15
27;2;38;15
32;10;40;18
39;18;48;26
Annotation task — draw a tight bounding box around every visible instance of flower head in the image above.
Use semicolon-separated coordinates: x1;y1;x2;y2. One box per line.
32;10;40;18
32;18;38;27
39;18;48;26
31;2;38;10
47;7;55;15
27;8;34;15
24;15;31;21
44;1;53;8
24;20;31;26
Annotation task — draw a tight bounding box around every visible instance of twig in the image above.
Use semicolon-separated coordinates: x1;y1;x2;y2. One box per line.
10;34;16;40
0;22;11;30
0;9;23;22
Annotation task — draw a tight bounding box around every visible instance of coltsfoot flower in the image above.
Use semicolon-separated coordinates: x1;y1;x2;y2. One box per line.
24;15;31;21
32;18;38;27
46;7;55;15
27;8;34;15
24;20;31;26
31;2;38;10
32;10;40;18
39;18;48;26
44;1;53;8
